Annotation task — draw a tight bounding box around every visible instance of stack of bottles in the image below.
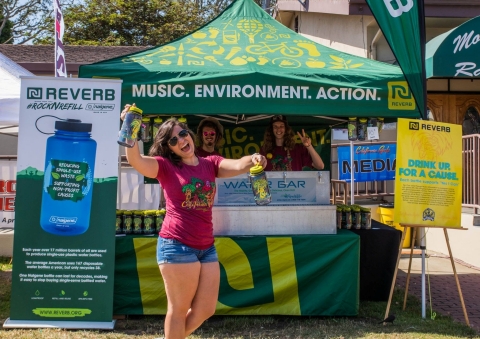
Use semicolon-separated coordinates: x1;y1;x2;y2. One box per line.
347;117;384;141
115;209;166;235
335;204;371;230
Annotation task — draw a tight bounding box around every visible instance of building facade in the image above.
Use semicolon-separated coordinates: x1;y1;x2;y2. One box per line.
274;0;480;128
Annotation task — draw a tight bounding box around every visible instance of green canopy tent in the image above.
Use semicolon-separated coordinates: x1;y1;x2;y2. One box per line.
426;15;480;79
79;0;421;121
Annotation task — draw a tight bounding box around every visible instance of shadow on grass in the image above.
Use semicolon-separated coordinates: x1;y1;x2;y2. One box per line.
0;260;478;339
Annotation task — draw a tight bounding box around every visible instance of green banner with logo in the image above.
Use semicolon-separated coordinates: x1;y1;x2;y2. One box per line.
426;16;480;78
113;232;359;316
79;0;421;119
365;0;425;117
143;115;332;184
7;77;122;327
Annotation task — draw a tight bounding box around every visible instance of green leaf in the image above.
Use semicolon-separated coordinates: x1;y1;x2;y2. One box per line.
51;172;60;179
329;55;344;63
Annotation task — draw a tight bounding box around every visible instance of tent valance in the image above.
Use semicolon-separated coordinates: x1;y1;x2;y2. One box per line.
426;16;480;79
79;0;420;119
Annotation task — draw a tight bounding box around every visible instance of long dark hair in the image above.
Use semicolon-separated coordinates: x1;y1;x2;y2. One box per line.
262;120;296;153
148;118;195;167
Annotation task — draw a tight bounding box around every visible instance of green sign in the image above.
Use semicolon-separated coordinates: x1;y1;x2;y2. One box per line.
365;0;425;117
144;115;332;184
79;0;421;119
113;233;359;316
426;16;480;78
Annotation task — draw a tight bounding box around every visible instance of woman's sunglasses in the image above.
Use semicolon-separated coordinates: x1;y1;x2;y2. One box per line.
168;129;189;146
203;131;216;137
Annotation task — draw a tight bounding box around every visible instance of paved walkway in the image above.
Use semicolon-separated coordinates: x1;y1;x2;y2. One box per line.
396;252;480;332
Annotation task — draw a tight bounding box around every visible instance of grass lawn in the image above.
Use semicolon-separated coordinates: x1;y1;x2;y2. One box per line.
0;256;478;339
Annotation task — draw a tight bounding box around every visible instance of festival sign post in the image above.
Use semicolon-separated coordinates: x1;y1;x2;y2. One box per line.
3;76;122;329
386;118;469;326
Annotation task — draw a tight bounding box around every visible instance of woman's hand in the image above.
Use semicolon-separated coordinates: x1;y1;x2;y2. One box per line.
120;103;135;121
297;129;311;147
251;153;267;168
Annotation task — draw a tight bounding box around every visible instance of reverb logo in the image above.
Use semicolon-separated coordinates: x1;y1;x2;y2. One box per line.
409;122;419;130
27;87;43;99
388;81;416;110
383;0;414;18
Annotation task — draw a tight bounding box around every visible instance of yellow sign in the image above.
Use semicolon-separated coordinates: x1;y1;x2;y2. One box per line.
394;118;462;227
388;81;416;110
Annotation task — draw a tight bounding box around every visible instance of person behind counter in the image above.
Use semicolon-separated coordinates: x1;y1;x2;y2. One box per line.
121;105;266;339
261;114;324;171
196;117;224;157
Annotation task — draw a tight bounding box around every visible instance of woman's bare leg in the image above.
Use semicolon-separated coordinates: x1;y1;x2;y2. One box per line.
185;262;220;336
160;262;201;339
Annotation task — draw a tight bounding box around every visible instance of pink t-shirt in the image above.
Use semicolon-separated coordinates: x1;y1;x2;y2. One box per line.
261;144;313;171
155;155;223;250
196;146;222;158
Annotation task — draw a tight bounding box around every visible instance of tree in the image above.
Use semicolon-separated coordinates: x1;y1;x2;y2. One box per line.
0;0;53;44
36;0;266;46
39;0;219;46
0;15;13;44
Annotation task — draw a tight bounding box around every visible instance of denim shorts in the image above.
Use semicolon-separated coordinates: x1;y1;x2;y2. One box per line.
157;236;218;264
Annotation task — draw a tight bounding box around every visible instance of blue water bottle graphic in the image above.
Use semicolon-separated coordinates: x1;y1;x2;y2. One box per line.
40;119;97;236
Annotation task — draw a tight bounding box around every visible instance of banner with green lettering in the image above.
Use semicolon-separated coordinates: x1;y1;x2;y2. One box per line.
113;233;359;316
6;77;122;329
365;0;426;118
79;0;421;119
426;16;480;78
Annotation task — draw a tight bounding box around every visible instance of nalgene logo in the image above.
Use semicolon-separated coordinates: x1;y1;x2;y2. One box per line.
49;216;78;224
86;103;115;111
388;81;416;110
384;0;414;18
409;122;419;130
27;87;43;99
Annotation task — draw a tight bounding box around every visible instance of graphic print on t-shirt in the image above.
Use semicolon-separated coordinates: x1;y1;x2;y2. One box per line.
271;150;292;171
181;177;216;210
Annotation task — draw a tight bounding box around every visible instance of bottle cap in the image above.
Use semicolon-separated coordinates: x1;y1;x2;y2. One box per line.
55;119;92;133
129;106;143;114
249;164;264;175
142;117;150;122
359;118;368;122
348;117;357;121
154;117;163;123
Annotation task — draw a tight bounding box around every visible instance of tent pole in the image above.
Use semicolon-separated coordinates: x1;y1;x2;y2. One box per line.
350;140;354;205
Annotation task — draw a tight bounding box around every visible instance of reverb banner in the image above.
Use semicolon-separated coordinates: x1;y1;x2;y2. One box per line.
394;118;462;227
365;0;425;117
7;77;122;328
337;144;396;182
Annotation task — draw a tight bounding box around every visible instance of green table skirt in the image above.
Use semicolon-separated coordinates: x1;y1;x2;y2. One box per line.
114;230;359;316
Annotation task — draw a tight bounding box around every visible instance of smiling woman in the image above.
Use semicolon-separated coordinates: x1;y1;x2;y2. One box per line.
121;104;266;339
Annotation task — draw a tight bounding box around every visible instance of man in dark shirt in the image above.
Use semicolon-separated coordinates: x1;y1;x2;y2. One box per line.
196;117;224;157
